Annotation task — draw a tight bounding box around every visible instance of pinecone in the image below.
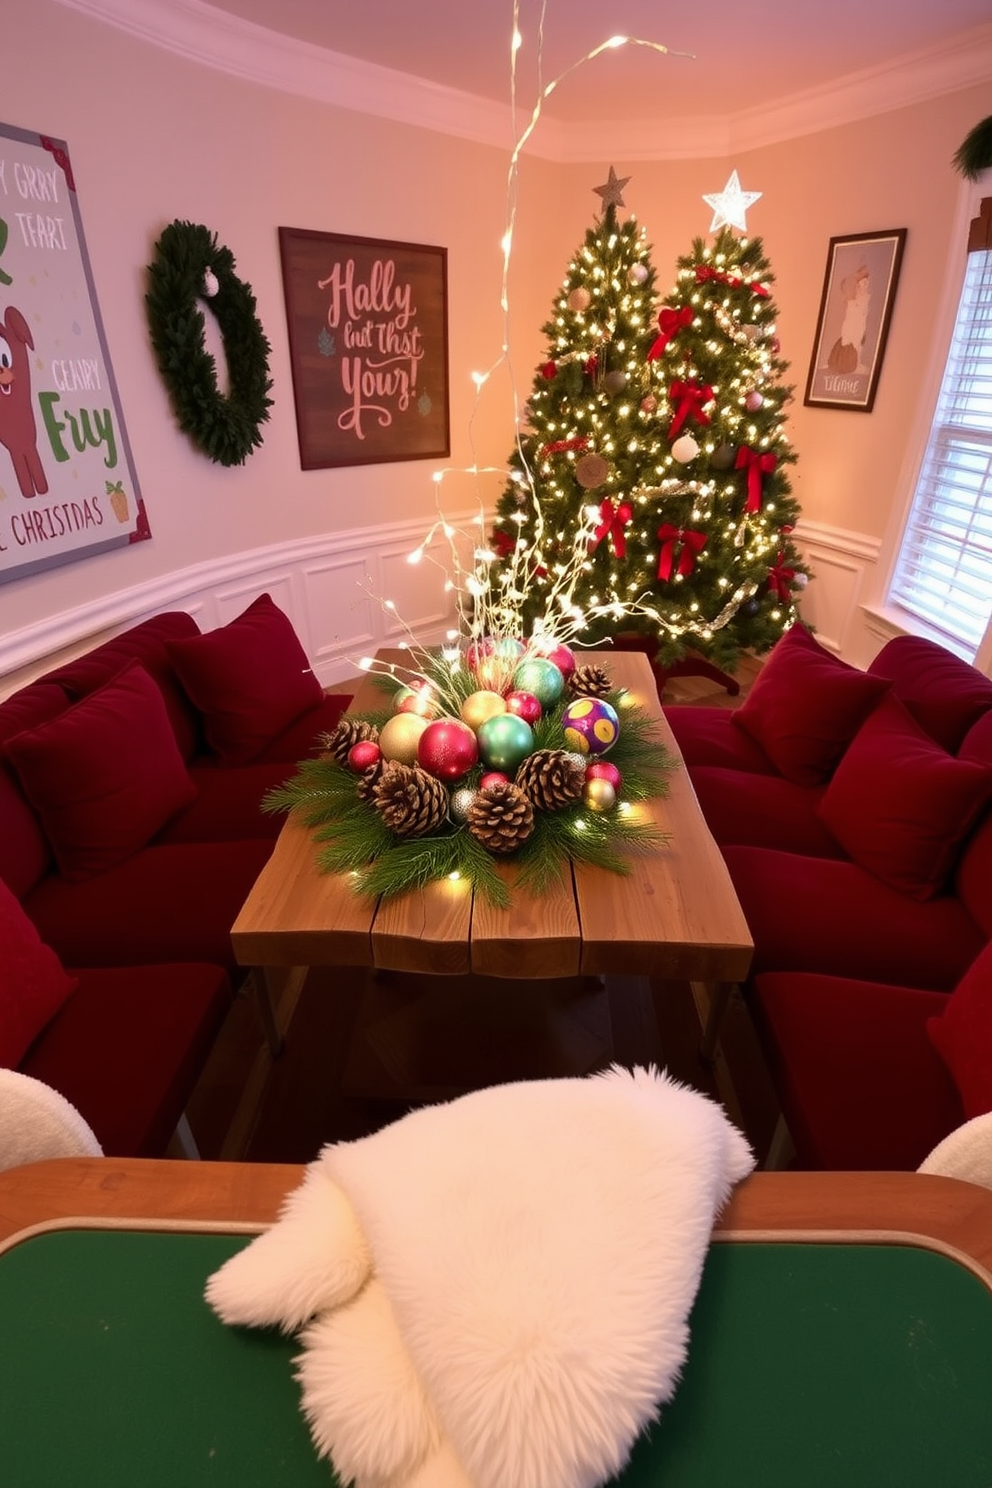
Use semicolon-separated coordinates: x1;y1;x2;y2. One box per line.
372;762;448;839
355;759;384;803
467;781;535;855
514;748;585;810
568;664;612;700
320;717;379;763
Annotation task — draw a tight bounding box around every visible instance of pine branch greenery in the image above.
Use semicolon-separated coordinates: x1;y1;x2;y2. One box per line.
263;674;677;907
953;116;992;180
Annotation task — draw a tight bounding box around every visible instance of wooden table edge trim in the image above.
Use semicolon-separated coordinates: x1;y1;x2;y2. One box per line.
3;1161;992;1277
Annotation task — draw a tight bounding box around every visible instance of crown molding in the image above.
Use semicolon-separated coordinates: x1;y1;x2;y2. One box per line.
50;0;992;162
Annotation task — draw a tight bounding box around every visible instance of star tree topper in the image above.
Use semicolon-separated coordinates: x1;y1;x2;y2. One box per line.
594;165;631;212
702;169;762;232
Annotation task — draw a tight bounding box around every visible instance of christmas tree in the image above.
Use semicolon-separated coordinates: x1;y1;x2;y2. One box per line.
489;169;809;672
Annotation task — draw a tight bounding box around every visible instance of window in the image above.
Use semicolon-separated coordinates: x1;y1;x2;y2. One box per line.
888;191;992;662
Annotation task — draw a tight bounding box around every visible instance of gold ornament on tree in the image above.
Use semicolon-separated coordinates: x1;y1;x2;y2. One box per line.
466;781;535;855
372;763;448;839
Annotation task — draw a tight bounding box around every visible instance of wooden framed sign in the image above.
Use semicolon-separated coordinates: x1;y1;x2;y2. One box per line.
804;228;907;413
278;228;450;470
0;121;147;586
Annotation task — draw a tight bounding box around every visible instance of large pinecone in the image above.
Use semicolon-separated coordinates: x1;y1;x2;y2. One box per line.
320;717;379;764
467;781;535;855
372;762;447;838
568;664;612;700
514;748;585;810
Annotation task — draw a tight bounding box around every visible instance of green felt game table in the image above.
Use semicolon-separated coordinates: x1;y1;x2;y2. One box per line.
1;1159;991;1487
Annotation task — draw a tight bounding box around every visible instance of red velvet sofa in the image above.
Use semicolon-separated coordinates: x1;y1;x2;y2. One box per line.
665;625;992;1169
0;593;350;1156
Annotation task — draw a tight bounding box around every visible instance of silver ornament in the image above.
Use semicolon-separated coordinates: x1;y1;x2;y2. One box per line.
450;786;478;823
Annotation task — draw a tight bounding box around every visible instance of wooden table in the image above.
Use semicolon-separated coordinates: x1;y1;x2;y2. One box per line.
231;649;753;990
3;1160;991;1487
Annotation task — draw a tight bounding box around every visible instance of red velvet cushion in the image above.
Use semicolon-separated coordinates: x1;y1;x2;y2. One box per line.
818;695;992;901
21;962;231;1156
732;624;890;786
0;877;77;1067
167;593;324;766
722;845;985;990
5;662;197;882
753;971;961;1170
868;635;992;753
926;942;992;1120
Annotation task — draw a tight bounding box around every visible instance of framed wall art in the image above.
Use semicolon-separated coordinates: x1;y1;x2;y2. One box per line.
0;120;147;586
278;228;450;470
804;228;907;413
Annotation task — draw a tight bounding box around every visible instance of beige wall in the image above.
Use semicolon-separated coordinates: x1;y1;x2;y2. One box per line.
1;0;990;670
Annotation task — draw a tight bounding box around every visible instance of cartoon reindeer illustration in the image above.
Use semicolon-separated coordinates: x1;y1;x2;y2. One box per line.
0;305;49;498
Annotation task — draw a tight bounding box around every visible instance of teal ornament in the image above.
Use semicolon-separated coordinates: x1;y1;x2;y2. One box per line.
512;656;565;709
477;713;535;772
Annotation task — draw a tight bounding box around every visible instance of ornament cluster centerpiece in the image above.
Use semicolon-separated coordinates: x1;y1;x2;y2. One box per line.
264;513;676;908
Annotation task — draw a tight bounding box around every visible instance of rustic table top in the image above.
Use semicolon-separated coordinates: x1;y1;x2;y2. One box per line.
230;649;753;983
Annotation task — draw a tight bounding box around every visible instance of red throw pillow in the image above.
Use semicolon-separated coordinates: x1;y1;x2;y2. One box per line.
927;942;992;1119
0;877;77;1066
818;694;992;901
166;593;324;766
732;624;890;786
4;662;197;882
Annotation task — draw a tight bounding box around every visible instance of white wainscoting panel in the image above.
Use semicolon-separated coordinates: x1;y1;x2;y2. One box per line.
0;511;483;698
791;519;882;663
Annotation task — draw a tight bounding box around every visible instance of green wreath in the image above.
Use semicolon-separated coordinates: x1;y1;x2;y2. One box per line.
145;220;273;467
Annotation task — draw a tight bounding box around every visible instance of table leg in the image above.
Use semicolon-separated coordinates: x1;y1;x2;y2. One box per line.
696;980;736;1065
244;967;287;1057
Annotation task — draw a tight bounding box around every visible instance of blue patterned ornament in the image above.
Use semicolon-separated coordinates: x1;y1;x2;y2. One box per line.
561;697;620;756
512;656;565;709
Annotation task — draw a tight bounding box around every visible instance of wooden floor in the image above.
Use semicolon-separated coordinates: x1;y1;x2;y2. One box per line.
183;652;784;1168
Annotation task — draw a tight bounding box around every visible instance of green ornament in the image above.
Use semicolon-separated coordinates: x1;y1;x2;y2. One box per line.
477;713;535;773
512;656;565;708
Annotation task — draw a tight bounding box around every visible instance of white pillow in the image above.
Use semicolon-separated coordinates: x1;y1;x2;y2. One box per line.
0;1068;102;1170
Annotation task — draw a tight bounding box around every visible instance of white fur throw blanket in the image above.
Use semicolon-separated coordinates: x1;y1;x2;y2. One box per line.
207;1065;754;1488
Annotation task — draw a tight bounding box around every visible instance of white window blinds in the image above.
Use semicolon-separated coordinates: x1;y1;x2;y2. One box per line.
889;199;992;659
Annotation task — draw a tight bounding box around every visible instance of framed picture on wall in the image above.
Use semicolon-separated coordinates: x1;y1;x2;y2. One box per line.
804;228;907;413
0;120;148;586
278;227;450;470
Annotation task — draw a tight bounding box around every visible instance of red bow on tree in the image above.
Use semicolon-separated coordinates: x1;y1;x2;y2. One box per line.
539;435;589;460
590;498;634;559
492;528;517;558
668;380;714;441
735;446;778;512
656;524;707;581
695;265;770;298
647;306;693;361
767;552;796;602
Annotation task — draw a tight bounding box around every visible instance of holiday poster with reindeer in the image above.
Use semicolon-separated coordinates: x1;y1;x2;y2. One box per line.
0;121;147;585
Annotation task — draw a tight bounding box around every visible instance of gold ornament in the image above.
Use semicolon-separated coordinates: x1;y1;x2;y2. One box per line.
575;452;610;490
584;778;617;812
378;712;429;765
460;689;507;732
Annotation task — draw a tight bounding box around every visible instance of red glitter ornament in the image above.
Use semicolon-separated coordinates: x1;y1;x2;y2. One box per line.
417;718;479;781
505;690;542;724
348;740;382;774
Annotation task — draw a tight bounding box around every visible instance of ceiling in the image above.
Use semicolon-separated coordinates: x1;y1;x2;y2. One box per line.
202;0;992;129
